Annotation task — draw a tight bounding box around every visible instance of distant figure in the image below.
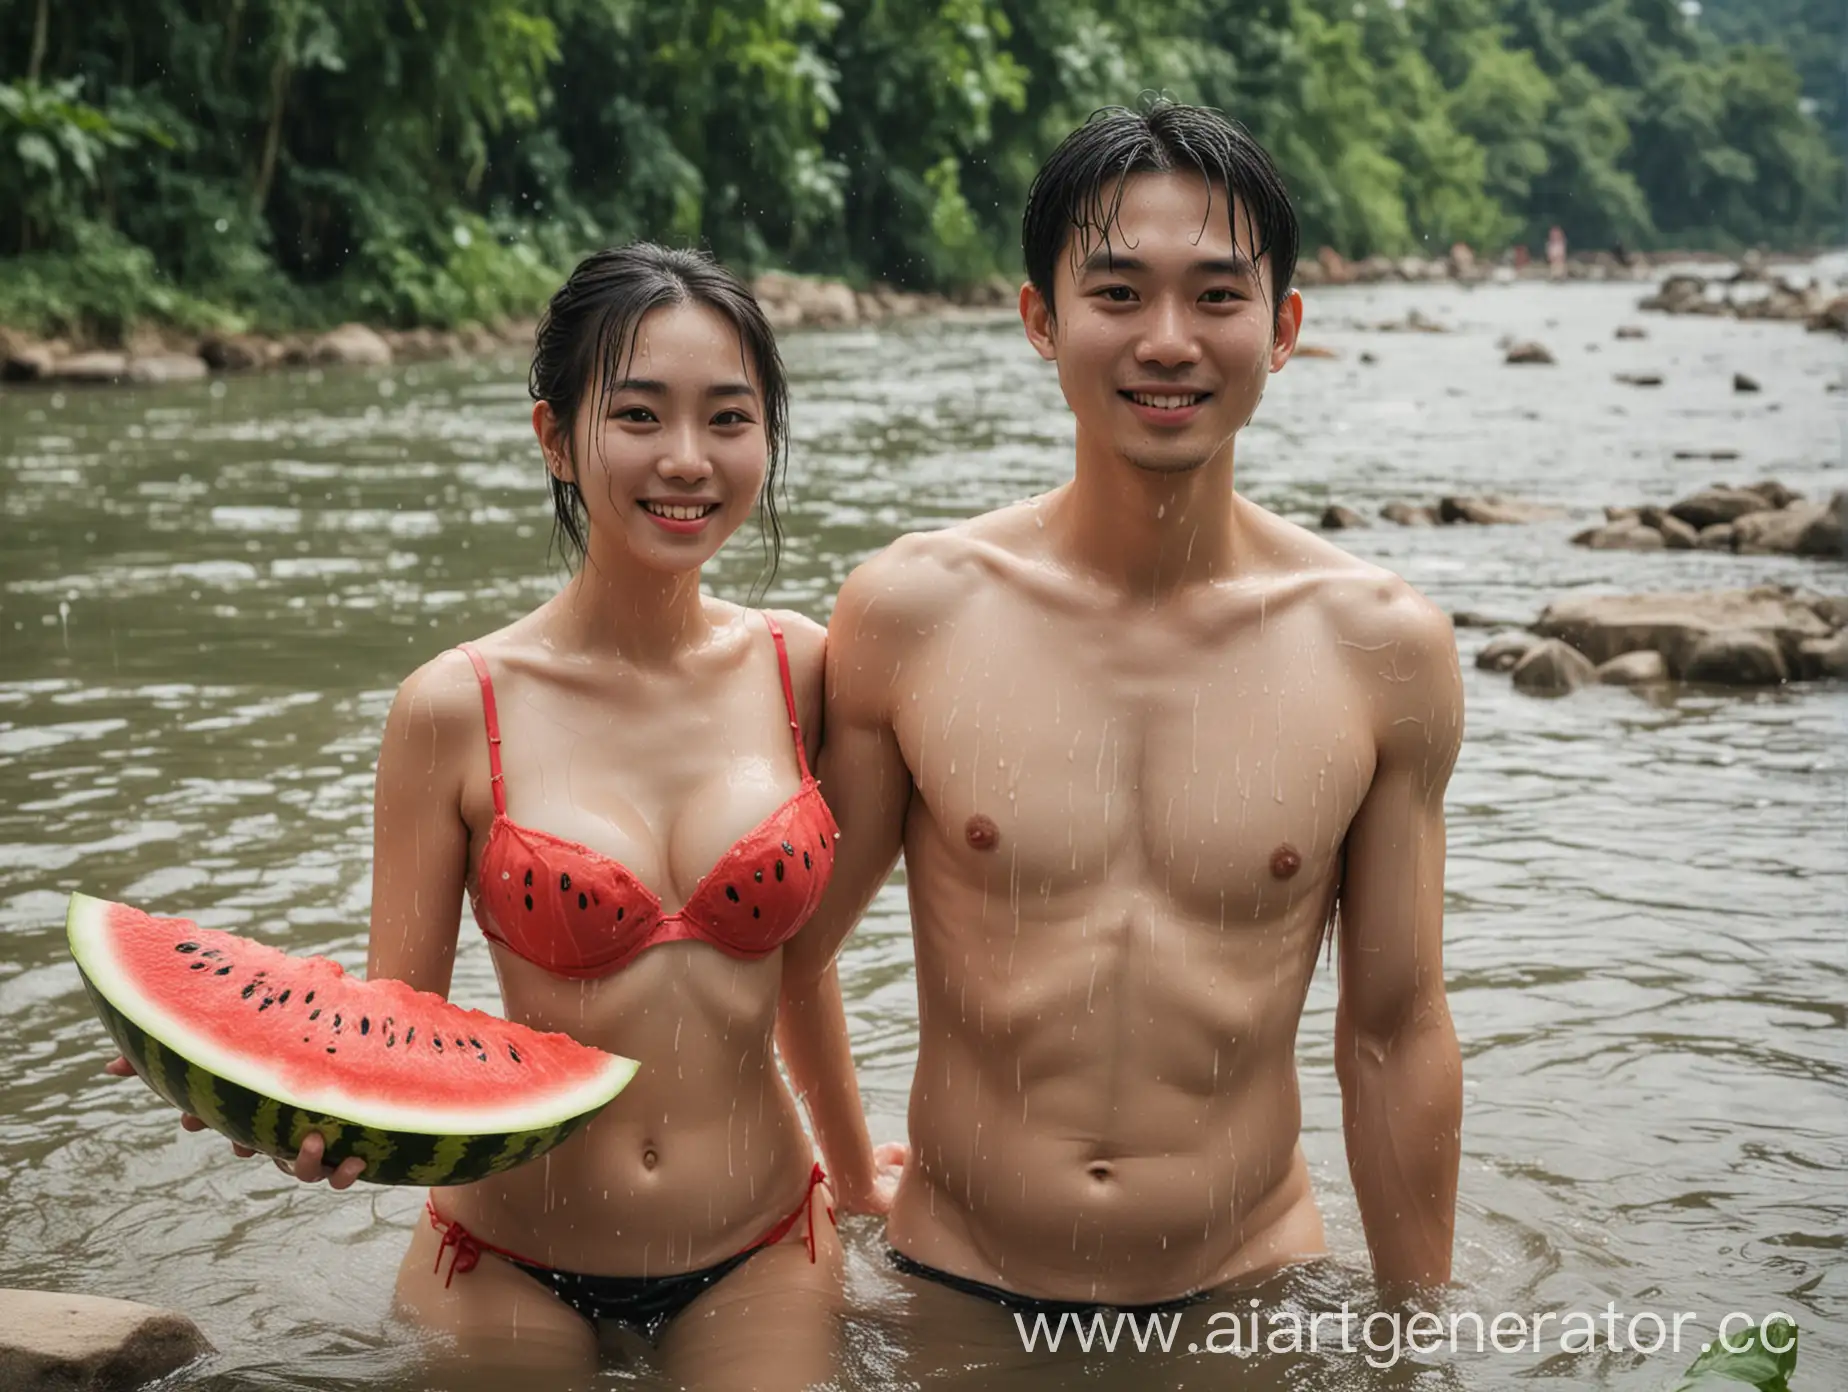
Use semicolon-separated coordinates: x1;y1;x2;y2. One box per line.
1512;244;1531;271
1547;225;1568;279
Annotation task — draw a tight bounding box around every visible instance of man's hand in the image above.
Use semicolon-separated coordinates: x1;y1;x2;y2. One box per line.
837;1140;910;1217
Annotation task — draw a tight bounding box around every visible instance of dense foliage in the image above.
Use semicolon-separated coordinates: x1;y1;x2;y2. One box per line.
0;0;1840;336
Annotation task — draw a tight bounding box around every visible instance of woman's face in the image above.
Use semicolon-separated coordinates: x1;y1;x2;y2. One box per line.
540;300;769;574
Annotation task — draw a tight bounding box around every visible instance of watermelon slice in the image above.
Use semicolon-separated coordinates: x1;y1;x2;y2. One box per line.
67;893;638;1186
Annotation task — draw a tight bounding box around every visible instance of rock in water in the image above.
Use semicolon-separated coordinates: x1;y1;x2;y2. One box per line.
1657;515;1700;549
1742;480;1801;510
1320;504;1368;530
1732;502;1829;555
1439;495;1566;525
1698;523;1737;551
1511;640;1596;695
1596;651;1669;685
1733;372;1761;393
0;1289;212;1390
1797;492;1844;558
1682;630;1788;686
1380;501;1439;526
1504;341;1554;365
1797;633;1848;680
1572;520;1666;551
1667;487;1777;530
1476;633;1539;672
1534;589;1833;675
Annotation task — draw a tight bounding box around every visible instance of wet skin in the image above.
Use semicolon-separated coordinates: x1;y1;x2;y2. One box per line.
785;172;1465;1312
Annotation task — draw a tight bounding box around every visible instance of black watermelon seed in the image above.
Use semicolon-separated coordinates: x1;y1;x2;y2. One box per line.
725;886;740;903
304;990;315;1005
386;1033;396;1047
524;894;534;911
359;1018;370;1036
302;1037;310;1044
176;943;199;953
433;1038;444;1052
469;1038;481;1050
754;869;763;883
241;984;258;999
782;840;795;855
508;1046;521;1064
803;852;811;870
753;906;761;919
455;1037;466;1048
326;1046;337;1055
332;1014;342;1030
524;869;533;887
405;1028;416;1046
215;966;232;976
278;990;291;1005
775;861;785;881
616;907;624;921
258;998;273;1011
309;1009;321;1021
560;872;571;891
578;892;587;909
190;962;207;971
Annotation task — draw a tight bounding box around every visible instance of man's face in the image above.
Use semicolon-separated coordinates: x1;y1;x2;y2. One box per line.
1022;171;1301;476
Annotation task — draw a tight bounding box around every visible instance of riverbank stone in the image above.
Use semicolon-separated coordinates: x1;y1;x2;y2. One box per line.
1504;341;1554;365
1596;651;1669;685
1380;501;1438;526
1320;504;1368;529
1439;495;1566;525
1573;519;1665;551
311;323;394;367
0;1288;212;1390
1668;487;1779;530
1732;502;1829;555
51;352;129;384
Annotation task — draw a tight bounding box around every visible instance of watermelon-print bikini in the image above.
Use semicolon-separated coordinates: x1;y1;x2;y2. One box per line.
425;612;839;1333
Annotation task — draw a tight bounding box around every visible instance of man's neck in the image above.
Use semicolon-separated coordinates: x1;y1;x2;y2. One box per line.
1046;433;1245;599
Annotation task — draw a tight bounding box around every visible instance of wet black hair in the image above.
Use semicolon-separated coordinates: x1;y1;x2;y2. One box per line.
1022;98;1300;318
527;242;788;580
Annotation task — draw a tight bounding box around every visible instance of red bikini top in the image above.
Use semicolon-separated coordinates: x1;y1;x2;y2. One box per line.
458;615;838;979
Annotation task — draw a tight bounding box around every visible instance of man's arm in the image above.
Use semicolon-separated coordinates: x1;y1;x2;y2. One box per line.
778;553;920;1214
1335;587;1465;1288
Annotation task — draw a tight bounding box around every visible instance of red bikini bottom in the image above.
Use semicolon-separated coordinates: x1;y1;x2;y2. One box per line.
423;1163;833;1333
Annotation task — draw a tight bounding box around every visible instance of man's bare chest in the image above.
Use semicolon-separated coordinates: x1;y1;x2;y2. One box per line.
892;595;1378;923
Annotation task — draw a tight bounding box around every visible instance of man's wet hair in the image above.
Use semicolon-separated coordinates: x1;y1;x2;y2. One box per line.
1022;99;1300;316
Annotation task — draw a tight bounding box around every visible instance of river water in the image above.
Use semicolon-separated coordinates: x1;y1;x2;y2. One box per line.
1;277;1843;1391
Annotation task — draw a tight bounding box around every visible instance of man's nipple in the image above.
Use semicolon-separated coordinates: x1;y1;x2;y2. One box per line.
965;814;1000;852
1270;843;1302;879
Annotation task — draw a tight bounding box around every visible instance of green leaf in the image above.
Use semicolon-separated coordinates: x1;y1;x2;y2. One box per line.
1670;1318;1799;1392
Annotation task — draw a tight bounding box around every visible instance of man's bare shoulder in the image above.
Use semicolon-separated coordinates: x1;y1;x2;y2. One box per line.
832;501;1042;639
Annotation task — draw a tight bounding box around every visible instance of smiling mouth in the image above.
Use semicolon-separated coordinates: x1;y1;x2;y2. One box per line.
1122;391;1210;409
638;501;720;521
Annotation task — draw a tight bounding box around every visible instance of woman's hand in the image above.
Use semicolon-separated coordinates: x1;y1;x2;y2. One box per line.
103;1054;367;1189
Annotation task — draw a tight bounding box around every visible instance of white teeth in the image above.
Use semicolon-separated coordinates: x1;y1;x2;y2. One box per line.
641;502;713;521
1130;392;1204;410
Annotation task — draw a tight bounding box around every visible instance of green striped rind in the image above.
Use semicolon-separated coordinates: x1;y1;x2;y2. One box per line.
76;959;605;1187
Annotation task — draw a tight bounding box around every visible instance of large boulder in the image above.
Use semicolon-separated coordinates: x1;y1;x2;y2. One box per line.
1731;502;1830;555
199;333;277;372
127;354;209;385
1512;640;1596;695
1657;515;1700;550
1476;633;1539;672
1533;588;1835;676
311;322;393;367
0;1289;212;1390
1572;520;1666;551
1666;487;1777;530
1698;523;1736;551
1;337;56;381
1682;630;1788;686
1742;480;1802;510
1439;495;1565;525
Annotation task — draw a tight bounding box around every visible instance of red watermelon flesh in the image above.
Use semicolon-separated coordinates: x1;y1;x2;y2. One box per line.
68;893;638;1184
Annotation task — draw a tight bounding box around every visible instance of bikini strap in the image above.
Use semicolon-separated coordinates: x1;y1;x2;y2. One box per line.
761;613;812;782
455;643;507;817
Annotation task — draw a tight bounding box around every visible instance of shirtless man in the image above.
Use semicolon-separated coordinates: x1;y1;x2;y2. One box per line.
780;101;1464;1326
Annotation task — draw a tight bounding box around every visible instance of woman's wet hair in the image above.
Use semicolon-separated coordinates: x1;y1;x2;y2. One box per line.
1021;98;1300;317
528;243;789;579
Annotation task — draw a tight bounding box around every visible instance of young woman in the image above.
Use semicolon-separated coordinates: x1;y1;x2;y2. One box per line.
118;244;895;1386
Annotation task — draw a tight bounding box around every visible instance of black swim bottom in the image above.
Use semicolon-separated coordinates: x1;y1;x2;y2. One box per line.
887;1249;1213;1319
511;1247;762;1336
